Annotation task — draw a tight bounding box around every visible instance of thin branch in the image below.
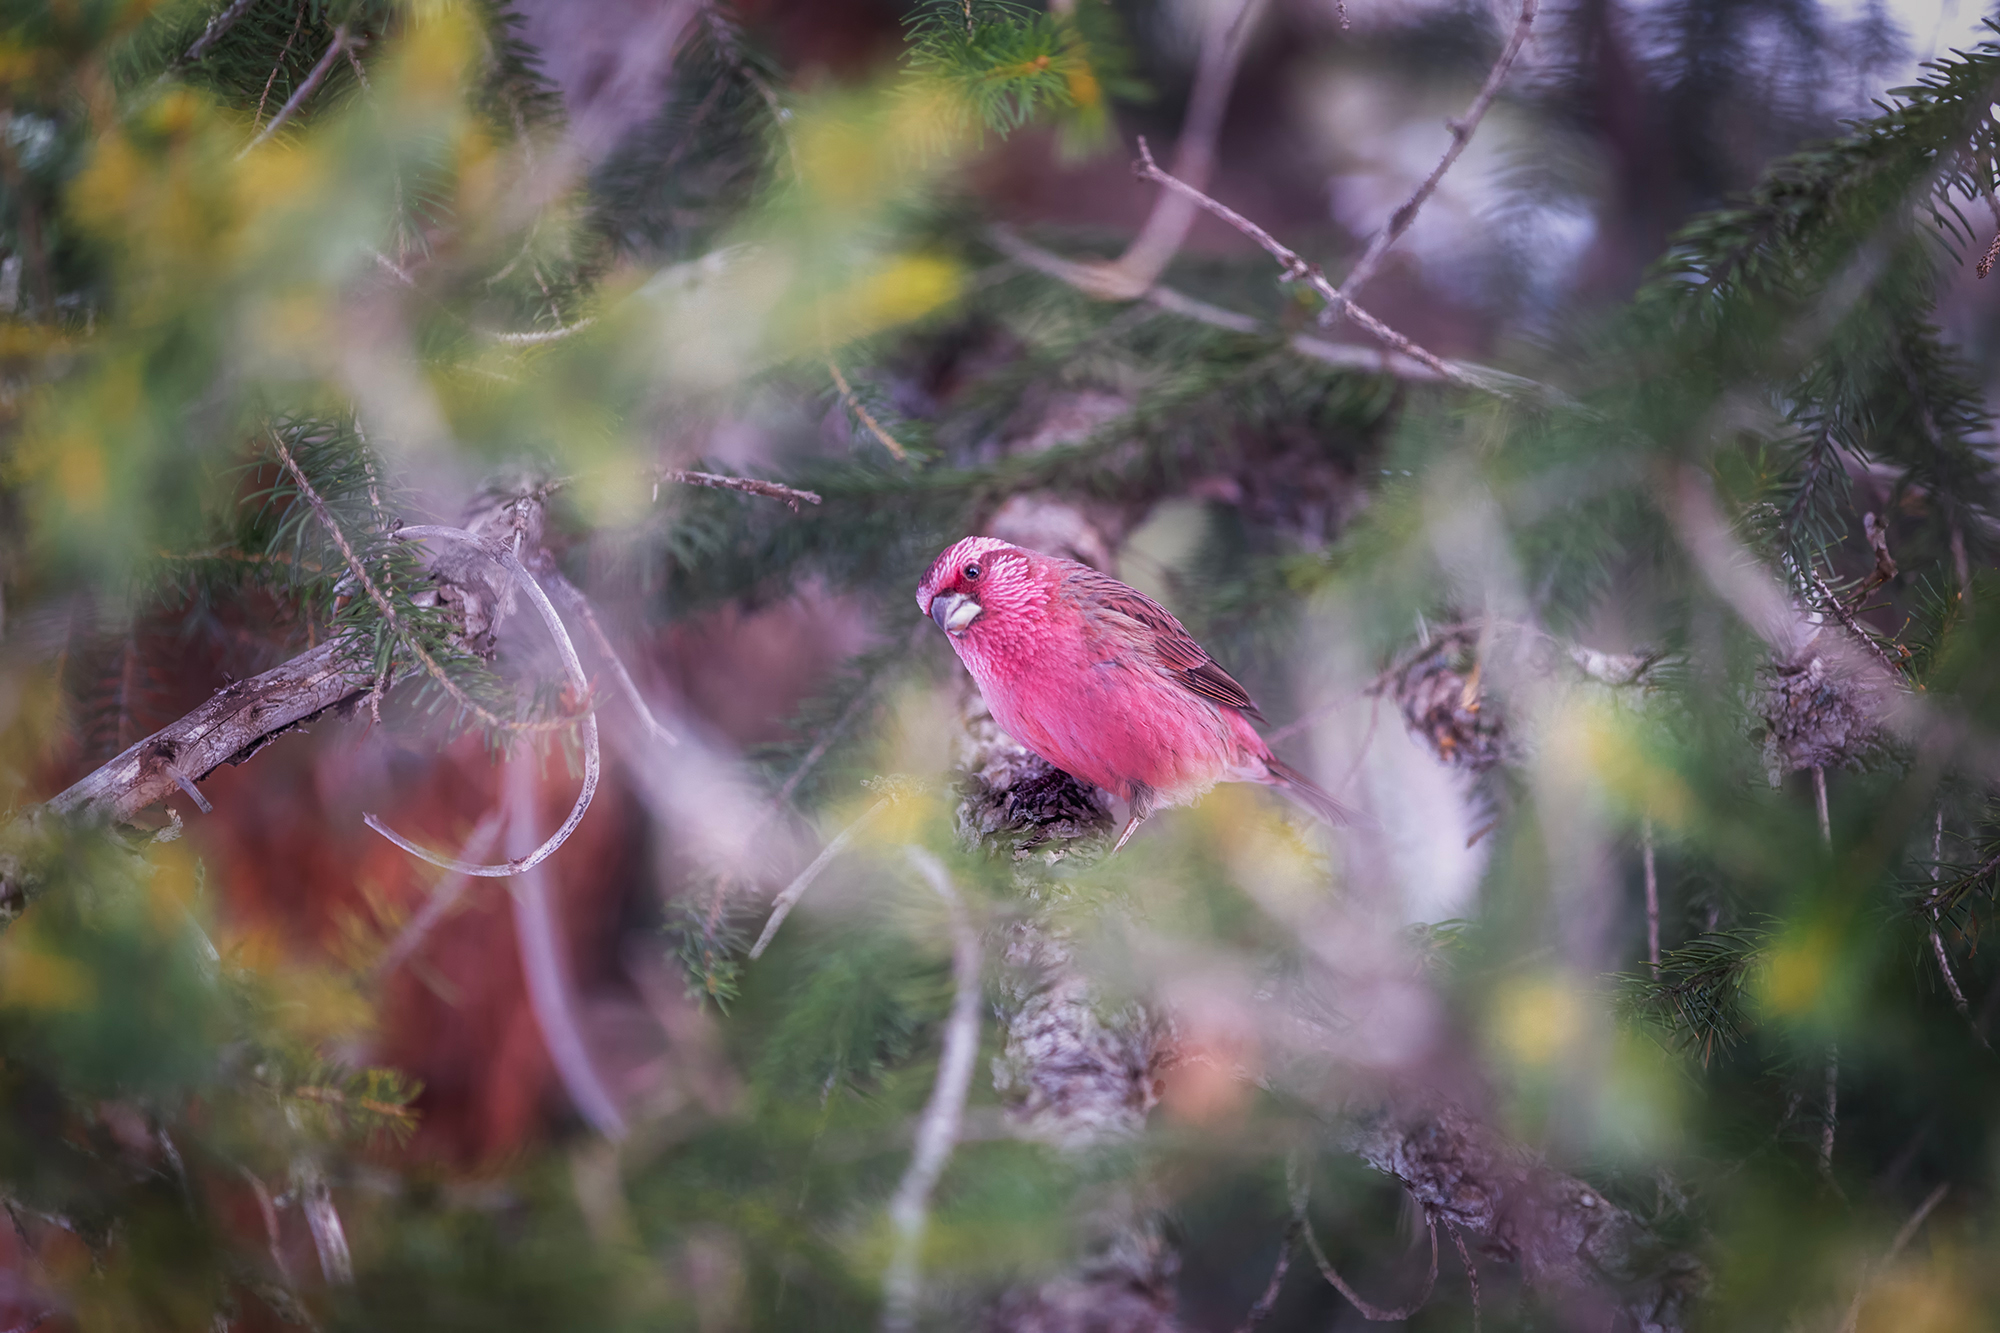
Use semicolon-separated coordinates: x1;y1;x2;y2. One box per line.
1447;1221;1481;1333
987;225;1545;393
478;316;598;345
1643;816;1661;979
47;636;374;824
827;361;910;461
238;26;349;159
293;1160;352;1285
747;797;893;960
1130;139;1480;390
540;570;680;746
1837;1183;1949;1333
178;0;258;68
160;760;213;815
1229;1220;1300;1333
508;755;628;1139
1086;0;1266;297
657;468;824;511
880;847;984;1333
1328;0;1538;311
364;525;601;878
370;811;507;981
1926;809;1987;1045
1295;1186;1440;1321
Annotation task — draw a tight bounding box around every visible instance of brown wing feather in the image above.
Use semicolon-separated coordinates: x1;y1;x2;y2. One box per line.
1062;565;1265;722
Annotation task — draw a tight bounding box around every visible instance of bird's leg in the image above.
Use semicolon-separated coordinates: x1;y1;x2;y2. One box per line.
1110;785;1155;854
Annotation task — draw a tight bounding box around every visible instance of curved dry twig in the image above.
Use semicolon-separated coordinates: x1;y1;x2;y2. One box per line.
1292;1168;1440;1322
880;847;984;1333
1328;0;1539;311
363;525;600;877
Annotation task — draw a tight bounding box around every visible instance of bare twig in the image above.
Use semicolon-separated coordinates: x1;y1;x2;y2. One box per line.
1131;140;1478;389
371;811;507;981
881;847;984;1333
1836;1183;1949;1333
178;0;258;67
160;760;214;815
827;361;910;461
658;469;824;511
239;1167;293;1286
540;571;680;747
1295;1184;1440;1321
293;1160;352;1285
364;525;601;878
1230;1220;1300;1333
479;316;598;345
1814;770;1837;1177
1328;0;1539;312
1809;572;1907;679
1085;0;1266;298
238;26;349;159
1643;816;1661;979
1448;1221;1481;1333
748;797;893;960
1926;809;1986;1046
508;756;628;1139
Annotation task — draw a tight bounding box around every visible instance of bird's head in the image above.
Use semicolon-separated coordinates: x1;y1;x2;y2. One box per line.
916;536;1035;639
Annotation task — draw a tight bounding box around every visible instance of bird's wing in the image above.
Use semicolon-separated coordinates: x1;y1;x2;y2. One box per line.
1063;565;1265;722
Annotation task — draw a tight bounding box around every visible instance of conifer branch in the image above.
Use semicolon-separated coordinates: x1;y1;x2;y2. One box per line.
267;428;534;739
1327;0;1538;311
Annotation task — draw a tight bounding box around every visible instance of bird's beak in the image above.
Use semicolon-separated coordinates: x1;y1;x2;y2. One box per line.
929;592;982;635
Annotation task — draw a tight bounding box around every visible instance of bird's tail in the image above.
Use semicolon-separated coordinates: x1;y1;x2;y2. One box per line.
1263;757;1356;826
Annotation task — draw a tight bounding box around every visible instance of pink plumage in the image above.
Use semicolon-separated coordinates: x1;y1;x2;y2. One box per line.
916;536;1349;850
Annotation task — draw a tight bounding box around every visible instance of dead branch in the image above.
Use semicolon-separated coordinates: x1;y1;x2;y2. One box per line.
1129;139;1481;390
1329;0;1539;311
1837;1183;1949;1333
880;847;984;1333
371;811;507;981
1293;1167;1439;1321
1083;0;1267;298
178;0;258;68
363;524;601;877
46;635;375;824
539;569;680;746
239;26;350;158
826;361;910;461
658;468;824;511
1229;1220;1300;1333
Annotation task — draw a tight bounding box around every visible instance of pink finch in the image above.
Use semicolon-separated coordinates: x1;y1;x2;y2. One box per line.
916;536;1350;851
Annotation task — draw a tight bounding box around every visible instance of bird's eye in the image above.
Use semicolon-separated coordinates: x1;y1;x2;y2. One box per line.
963;563;981;580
